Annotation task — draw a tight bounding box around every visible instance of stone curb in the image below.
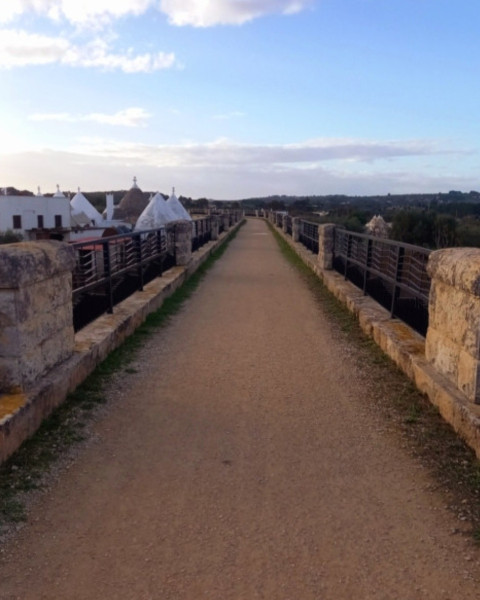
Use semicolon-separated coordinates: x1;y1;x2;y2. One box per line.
270;221;480;459
0;221;244;464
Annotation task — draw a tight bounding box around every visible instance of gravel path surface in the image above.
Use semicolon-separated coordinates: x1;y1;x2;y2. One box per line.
1;218;480;599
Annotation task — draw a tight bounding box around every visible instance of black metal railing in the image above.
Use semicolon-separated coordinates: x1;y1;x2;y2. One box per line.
299;220;319;254
285;215;292;236
72;227;172;331
332;229;431;335
192;217;212;252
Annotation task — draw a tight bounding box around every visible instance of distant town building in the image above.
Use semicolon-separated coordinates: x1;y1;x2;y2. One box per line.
0;189;71;241
0;179;191;242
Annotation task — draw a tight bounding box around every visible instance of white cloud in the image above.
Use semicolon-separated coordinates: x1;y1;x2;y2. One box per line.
0;29;178;71
0;0;314;28
0;1;154;28
29;107;152;127
159;0;314;27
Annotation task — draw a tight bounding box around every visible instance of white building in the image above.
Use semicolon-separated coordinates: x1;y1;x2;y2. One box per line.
0;187;71;241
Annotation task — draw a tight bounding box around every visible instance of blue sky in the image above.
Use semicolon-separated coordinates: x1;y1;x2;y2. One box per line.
0;0;479;199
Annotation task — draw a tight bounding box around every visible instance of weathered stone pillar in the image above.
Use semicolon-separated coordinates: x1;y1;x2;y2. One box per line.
426;248;480;403
282;214;288;233
210;216;219;240
0;242;75;393
222;214;230;231
292;218;301;242
174;221;193;266
318;224;336;270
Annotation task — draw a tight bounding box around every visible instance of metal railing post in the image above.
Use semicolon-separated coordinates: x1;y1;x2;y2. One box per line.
363;238;373;294
102;241;114;314
135;234;144;291
344;233;352;280
390;245;405;317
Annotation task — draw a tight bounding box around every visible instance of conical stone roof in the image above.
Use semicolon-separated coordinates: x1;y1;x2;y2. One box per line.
166;188;191;221
116;177;149;224
71;188;103;225
135;193;179;231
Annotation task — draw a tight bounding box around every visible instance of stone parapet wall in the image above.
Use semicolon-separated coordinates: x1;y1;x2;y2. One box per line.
266;217;480;458
0;220;244;463
426;248;480;404
0;242;75;393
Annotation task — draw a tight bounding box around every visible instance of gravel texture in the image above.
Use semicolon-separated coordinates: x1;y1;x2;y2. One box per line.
1;218;480;599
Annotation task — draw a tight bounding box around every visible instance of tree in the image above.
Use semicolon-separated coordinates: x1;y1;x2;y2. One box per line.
434;214;457;248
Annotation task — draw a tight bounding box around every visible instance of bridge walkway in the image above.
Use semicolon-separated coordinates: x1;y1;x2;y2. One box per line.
1;218;480;598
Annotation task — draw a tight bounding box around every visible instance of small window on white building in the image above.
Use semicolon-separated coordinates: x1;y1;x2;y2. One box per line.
12;215;22;229
54;215;62;227
37;215;44;228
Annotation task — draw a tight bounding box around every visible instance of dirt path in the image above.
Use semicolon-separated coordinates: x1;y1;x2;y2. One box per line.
1;218;480;599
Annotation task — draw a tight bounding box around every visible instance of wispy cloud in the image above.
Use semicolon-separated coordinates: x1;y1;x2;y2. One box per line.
0;0;314;28
0;29;178;72
69;136;461;169
0;1;154;28
1;146;476;200
29;107;152;127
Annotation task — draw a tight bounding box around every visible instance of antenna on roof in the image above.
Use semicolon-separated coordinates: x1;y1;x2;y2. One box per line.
37;186;41;196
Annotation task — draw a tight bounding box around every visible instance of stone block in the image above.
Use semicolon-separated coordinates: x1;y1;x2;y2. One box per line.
0;358;19;392
174;221;193;266
427;248;480;403
428;280;480;354
292;218;301;242
0;241;75;393
21;300;72;341
0;241;75;289
0;326;20;358
318;224;336;270
0;290;18;322
425;326;460;384
427;247;480;295
457;349;480;403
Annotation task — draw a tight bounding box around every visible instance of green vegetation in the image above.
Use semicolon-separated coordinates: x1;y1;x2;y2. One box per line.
0;230;23;244
0;222;243;535
268;222;480;540
243;190;480;247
